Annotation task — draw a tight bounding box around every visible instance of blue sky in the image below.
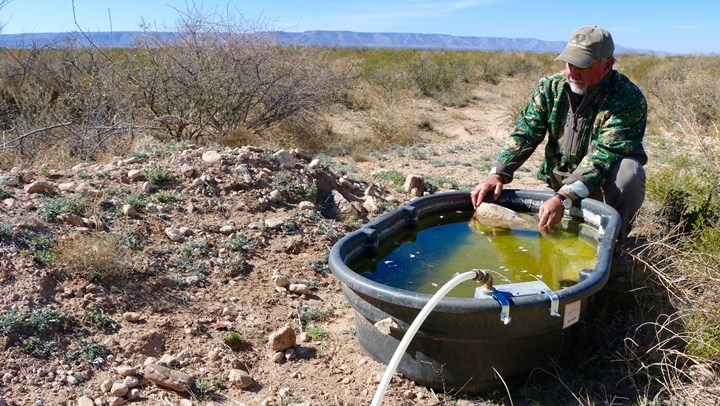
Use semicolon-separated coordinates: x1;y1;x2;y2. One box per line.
1;0;718;54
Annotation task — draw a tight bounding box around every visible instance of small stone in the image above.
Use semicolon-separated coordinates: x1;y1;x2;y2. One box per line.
127;169;144;181
271;351;285;363
165;227;184;242
288;284;310;295
127;389;141;401
108;397;125;406
143;363;193;392
268;325;296;351
298;201;315;211
142;181;153;193
24;181;56;194
227;369;253;389
77;396;94;406
219;225;237;235
308;159;321;169
122;205;137;218
109;382;129;397
123;375;141;388
284;348;296;361
100;379;113;392
202;150;222;163
272;274;291;288
158;354;180;367
208;348;222;361
122;312;142;322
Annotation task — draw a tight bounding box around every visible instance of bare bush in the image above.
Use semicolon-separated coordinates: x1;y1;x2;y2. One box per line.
130;8;338;146
0;39;138;168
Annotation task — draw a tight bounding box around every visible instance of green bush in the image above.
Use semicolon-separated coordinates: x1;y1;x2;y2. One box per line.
146;167;174;186
647;157;720;233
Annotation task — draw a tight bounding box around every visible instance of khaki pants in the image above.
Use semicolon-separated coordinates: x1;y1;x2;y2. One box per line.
546;158;646;244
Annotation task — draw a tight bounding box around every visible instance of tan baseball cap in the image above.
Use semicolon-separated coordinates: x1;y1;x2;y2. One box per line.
555;26;614;68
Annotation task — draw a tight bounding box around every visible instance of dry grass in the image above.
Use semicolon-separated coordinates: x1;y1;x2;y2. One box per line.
55;233;137;285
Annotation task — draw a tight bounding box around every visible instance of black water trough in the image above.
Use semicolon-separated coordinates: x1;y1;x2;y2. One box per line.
328;190;620;392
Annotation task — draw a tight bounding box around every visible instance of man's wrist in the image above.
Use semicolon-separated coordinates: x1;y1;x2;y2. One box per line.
489;166;508;183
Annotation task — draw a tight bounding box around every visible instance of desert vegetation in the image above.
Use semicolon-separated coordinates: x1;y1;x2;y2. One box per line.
1;4;719;405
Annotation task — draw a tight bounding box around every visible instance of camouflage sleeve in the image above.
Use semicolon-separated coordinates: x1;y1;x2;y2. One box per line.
567;84;647;192
493;78;551;182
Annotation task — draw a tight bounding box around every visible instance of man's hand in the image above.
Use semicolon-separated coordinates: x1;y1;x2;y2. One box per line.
471;174;504;208
537;194;565;230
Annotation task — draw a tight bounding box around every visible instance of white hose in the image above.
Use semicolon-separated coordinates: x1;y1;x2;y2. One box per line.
370;270;480;406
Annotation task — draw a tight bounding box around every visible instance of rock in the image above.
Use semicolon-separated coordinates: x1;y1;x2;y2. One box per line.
363;196;380;213
202;150;222;163
158;354;180;367
264;217;285;229
0;176;18;186
165;227;184;242
268;325;296;351
127;169;144;181
288;284;310;295
142;181;153;193
269;190;282;202
272;274;291;288
179;400;193;406
470;202;533;230
75;184;101;197
100;379;113;392
180;163;194;177
284;348;296;361
291;148;313;161
123;375;141;388
61;213;85;227
273;149;296;168
122;205;137;218
227;369;253;389
117;365;138;377
403;175;424;195
271;351;285;363
308;159;321;169
77;396;95;406
3;198;15;208
122;312;142;322
208;348;222;361
24;181;56;194
58;182;77;192
298;201;315;211
219;224;237;235
298;332;310;342
127;389;141;401
143;363;193;392
108;397;125;406
109;382;129;397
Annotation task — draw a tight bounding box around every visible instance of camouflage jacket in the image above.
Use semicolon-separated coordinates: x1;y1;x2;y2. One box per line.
493;69;647;193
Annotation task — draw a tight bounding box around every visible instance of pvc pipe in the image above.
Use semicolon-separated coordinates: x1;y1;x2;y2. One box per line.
370;270;480;405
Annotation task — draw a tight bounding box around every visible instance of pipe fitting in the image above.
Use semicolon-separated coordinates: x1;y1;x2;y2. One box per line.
472;269;494;291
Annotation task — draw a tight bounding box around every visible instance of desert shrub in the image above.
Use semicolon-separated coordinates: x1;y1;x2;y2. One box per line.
646;156;720;234
131;9;338;144
55;233;135;284
0;43;136;168
40;195;89;221
146;167;174;186
639;56;720;136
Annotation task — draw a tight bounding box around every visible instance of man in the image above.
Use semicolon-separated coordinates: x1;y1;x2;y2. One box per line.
470;26;647;245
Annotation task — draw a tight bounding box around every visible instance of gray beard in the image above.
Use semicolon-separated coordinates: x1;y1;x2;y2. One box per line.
569;82;586;96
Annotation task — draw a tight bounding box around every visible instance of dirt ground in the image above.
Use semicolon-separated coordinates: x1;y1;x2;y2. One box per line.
0;79;678;406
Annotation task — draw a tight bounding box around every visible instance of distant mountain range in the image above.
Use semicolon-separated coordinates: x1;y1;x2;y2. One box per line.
0;30;657;54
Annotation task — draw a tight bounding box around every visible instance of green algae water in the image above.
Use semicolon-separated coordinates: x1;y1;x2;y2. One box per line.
349;209;598;298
